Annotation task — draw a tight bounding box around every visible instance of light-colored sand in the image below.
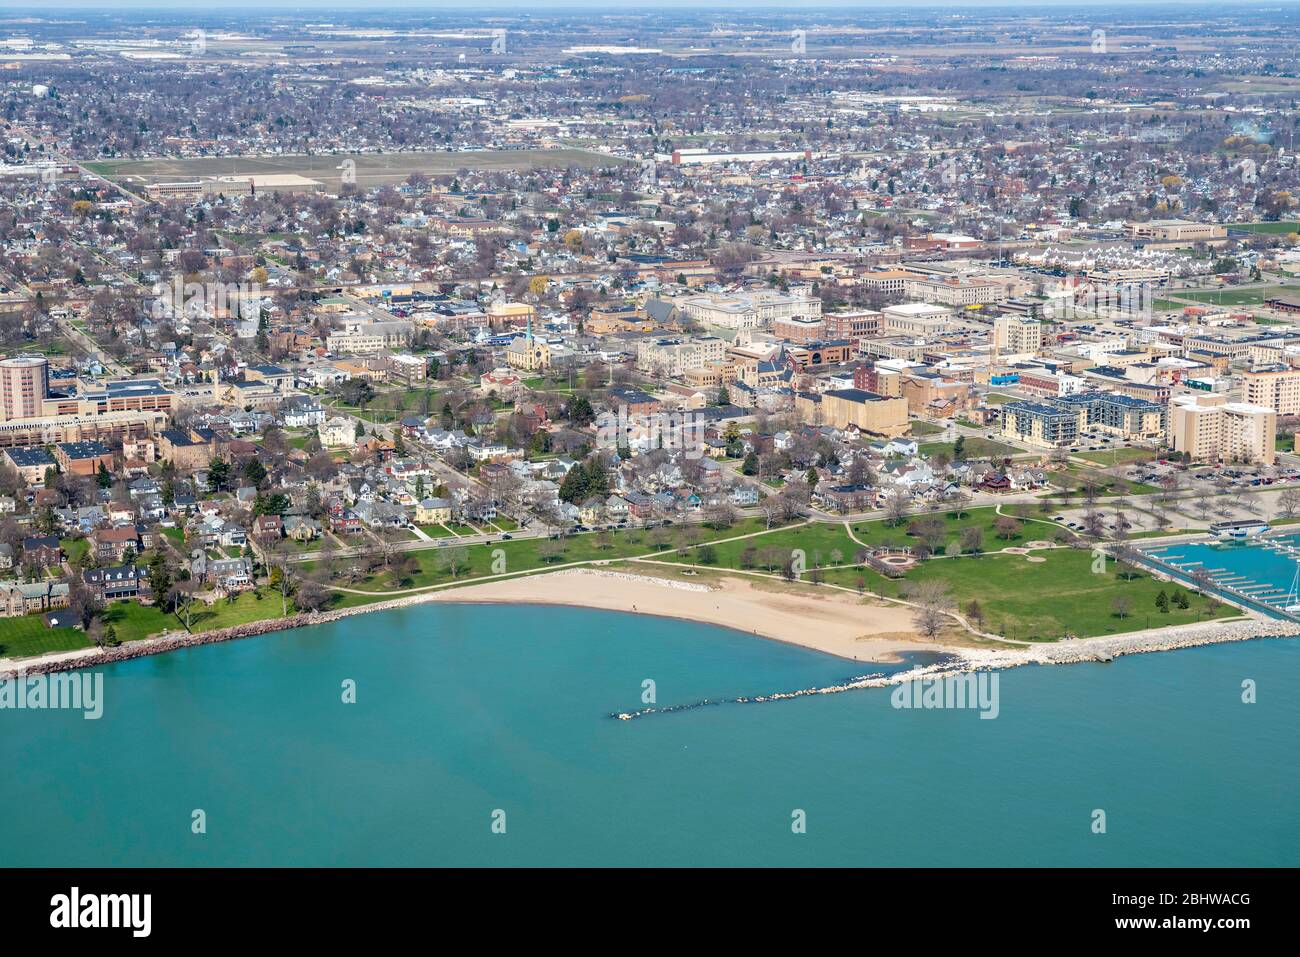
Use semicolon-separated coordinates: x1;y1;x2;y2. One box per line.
425;568;947;662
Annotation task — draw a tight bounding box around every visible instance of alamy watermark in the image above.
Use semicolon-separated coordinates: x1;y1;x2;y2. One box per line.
1041;279;1153;322
1;669;103;720
596;405;707;459
891;671;1000;719
150;276;263;323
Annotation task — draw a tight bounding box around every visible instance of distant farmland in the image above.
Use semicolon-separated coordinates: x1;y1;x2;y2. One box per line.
84;148;629;193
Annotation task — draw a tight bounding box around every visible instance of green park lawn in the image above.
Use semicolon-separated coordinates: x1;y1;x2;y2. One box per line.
99;591;299;642
821;549;1235;641
662;522;859;571
309;518;778;594
100;601;174;642
847;506;1057;552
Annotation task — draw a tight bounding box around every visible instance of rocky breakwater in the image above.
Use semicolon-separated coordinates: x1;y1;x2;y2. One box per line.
611;618;1300;720
1029;618;1299;665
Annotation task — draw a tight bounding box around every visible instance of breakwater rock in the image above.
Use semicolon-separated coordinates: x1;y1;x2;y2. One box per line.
611;618;1299;720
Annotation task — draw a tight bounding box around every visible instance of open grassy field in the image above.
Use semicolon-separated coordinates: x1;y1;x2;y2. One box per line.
84;149;628;194
908;420;945;437
662;522;858;571
919;437;1019;460
0;614;90;659
821;549;1234;641
1048;464;1160;497
309;517;779;597
1073;447;1159;466
847;506;1056;552
328;386;440;423
1226;221;1300;235
1173;285;1295;306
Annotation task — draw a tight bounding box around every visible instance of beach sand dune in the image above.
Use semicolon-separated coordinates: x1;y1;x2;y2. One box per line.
426;568;937;663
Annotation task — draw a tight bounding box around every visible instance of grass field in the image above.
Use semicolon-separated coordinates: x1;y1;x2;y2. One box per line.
662;522;858;571
1173;285;1295;306
85;148;628;194
821;549;1234;641
920;437;1019;460
0;614;90;658
329;387;439;423
1227;222;1300;235
847;506;1055;552
1048;464;1160;497
908;420;945;437
60;538;89;564
1073;447;1159;466
100;591;297;640
310;518;779;596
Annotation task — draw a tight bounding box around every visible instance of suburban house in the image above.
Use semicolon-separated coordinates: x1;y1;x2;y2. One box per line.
283;515;321;541
318;417;355;448
253;514;283;539
21;536;63;569
91;525;140;564
209;557;253;590
83;565;149;601
2;580;70;618
415;497;453;524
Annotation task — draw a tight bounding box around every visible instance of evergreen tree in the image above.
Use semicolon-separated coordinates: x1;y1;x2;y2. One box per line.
147;550;171;599
584;457;610;497
559;465;588;503
567;396;595;426
207;457;231;493
243;458;267;487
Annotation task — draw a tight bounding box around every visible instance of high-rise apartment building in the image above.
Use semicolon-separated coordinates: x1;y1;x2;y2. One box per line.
1169;393;1276;465
0;355;49;421
1242;364;1300;416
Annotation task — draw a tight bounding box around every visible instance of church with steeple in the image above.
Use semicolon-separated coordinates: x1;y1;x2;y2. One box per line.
505;313;551;371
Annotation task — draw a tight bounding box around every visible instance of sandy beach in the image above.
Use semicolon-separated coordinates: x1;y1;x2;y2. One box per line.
4;566;1294;680
424;567;949;662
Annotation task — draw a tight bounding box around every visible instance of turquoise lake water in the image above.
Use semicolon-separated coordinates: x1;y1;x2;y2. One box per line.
2;603;1298;866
